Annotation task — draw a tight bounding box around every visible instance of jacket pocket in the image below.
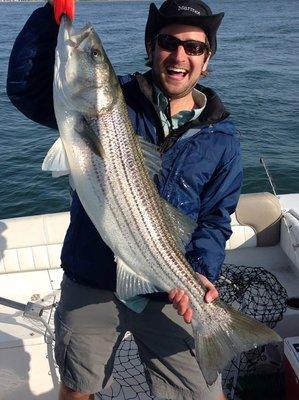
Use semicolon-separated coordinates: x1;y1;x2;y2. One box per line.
161;146;188;202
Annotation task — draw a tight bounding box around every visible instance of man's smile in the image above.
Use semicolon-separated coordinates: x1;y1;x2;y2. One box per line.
164;65;189;81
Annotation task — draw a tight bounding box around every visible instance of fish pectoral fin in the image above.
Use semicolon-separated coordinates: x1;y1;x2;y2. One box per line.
75;118;105;158
162;200;197;253
137;136;162;179
42;137;70;177
116;257;160;299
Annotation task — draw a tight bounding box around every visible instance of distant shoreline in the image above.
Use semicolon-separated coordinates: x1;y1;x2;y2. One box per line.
0;0;147;3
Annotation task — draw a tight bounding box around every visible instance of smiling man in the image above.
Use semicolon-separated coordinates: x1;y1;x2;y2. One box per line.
7;0;242;399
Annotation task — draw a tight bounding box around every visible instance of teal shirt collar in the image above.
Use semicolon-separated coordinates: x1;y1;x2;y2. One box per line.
154;85;207;135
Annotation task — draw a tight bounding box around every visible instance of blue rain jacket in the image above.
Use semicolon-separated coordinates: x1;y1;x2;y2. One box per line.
6;4;243;291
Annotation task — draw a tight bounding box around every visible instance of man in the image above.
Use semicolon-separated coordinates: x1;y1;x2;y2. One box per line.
6;0;242;399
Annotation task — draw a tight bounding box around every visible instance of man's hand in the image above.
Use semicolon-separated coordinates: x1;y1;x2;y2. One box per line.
168;274;219;324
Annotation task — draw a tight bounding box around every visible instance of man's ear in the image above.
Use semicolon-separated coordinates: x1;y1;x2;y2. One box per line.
146;41;153;63
202;52;211;74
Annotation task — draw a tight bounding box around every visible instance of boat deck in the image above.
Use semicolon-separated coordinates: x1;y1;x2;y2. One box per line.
0;192;298;399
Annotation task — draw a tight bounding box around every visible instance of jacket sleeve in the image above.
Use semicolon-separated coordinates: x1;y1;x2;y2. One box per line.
6;3;59;129
185;135;243;283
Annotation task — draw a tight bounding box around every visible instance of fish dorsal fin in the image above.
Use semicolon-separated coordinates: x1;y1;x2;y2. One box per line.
116;257;160;299
137;136;161;178
163;200;197;254
42;137;70;177
137;136;196;251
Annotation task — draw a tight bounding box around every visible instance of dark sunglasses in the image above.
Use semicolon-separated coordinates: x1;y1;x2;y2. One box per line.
156;34;210;56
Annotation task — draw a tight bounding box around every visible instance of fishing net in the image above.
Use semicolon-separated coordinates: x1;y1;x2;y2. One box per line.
217;264;288;400
216;264;287;328
97;332;155;400
95;263;287;400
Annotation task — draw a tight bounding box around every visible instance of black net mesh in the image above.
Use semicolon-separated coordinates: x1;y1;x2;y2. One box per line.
97;264;287;400
217;264;288;400
98;332;155;400
216;264;287;328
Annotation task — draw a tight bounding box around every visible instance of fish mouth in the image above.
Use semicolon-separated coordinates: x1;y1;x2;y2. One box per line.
60;15;93;49
60;15;75;41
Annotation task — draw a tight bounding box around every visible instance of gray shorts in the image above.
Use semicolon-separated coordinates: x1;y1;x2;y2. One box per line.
54;275;222;400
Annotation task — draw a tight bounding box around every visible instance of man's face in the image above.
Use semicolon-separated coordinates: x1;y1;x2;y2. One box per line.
149;24;210;99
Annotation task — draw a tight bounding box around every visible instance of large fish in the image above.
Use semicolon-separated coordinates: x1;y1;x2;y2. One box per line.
44;16;281;385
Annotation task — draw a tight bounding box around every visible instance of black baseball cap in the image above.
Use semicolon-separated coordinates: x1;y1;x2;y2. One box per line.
145;0;224;56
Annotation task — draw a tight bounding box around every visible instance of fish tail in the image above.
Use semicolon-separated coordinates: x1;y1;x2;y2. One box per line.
191;305;281;386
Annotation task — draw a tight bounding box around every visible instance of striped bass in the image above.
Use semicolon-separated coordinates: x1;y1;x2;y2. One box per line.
44;16;281;385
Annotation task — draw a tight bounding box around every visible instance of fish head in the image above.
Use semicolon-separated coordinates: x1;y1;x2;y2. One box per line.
55;16;119;116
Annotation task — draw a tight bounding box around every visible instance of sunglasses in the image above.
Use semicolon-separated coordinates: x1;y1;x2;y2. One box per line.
156;34;210;56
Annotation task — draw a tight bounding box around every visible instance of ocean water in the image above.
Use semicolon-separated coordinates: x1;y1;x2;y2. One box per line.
0;0;298;219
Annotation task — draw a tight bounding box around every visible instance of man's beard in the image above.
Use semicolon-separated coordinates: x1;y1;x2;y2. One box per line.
152;69;198;100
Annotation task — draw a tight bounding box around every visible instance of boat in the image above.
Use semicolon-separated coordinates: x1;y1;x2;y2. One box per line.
0;191;298;399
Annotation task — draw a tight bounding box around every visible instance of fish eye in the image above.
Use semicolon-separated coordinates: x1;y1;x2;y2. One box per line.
91;48;101;59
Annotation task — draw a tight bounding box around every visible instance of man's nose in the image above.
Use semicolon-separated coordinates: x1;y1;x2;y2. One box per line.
172;44;187;61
